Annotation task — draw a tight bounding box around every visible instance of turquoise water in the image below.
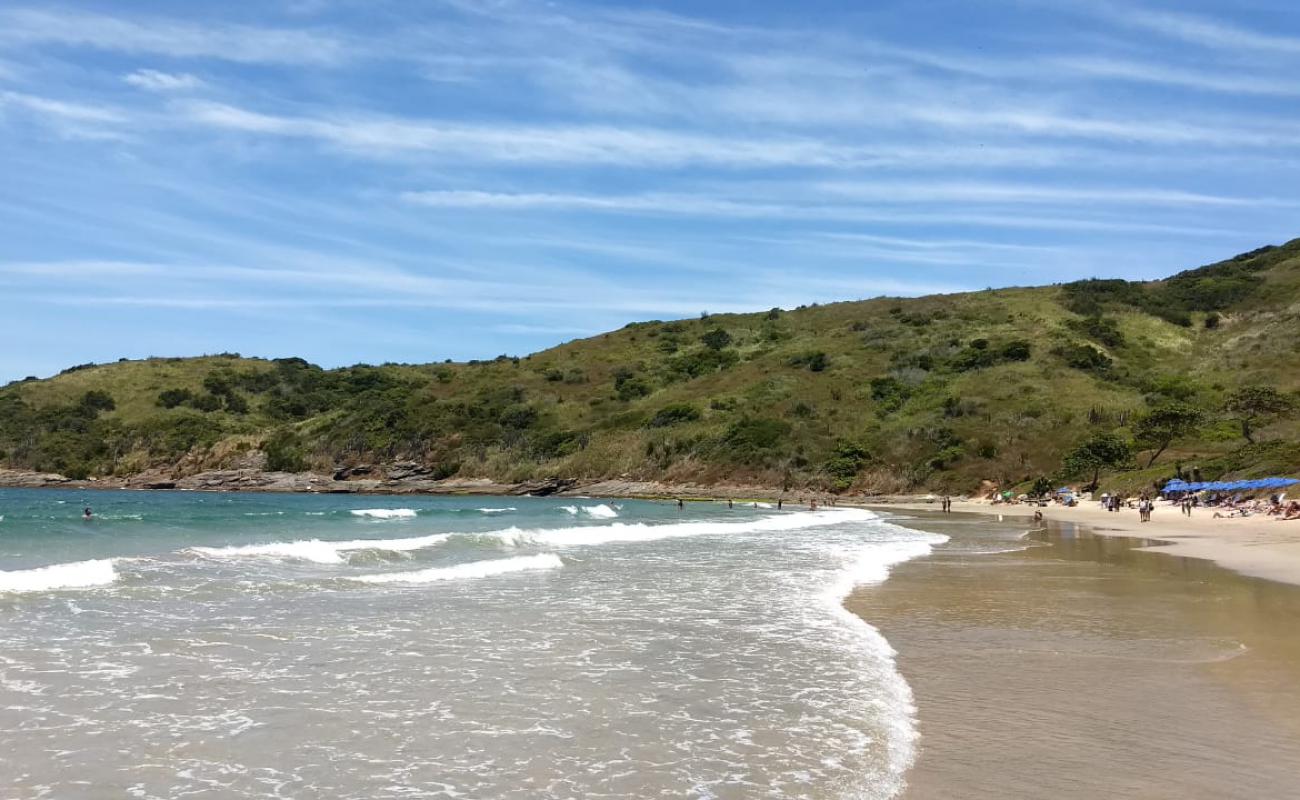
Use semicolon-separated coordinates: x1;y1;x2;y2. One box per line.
0;488;944;799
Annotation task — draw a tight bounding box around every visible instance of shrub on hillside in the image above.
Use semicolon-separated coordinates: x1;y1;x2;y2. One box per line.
157;388;196;409
1054;343;1112;374
870;377;912;413
788;351;829;372
262;428;309;473
721;417;790;463
648;404;701;427
700;328;733;351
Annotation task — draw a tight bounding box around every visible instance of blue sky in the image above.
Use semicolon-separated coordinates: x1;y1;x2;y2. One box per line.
2;0;1299;381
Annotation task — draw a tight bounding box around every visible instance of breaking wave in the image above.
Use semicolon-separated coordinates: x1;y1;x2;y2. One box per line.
350;553;564;584
350;508;419;519
190;533;451;564
0;559;119;594
490;507;875;548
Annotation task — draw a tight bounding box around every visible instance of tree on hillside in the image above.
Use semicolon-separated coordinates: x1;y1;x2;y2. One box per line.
1063;432;1132;491
1133;402;1203;467
700;328;733;351
1223;386;1295;444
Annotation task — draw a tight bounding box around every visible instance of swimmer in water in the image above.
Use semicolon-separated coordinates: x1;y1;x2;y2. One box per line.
83;507;93;520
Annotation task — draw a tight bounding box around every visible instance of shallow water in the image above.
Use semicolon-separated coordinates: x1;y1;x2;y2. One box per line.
854;511;1300;799
0;489;942;799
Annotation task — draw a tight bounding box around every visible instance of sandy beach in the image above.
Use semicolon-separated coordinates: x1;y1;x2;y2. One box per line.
871;498;1300;587
854;509;1300;799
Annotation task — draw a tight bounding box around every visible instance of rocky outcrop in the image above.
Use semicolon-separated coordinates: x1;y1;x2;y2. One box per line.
510;477;579;496
0;469;74;488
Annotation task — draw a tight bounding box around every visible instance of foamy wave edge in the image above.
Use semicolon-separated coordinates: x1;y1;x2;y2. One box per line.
189;533;451;564
830;516;949;797
349;553;563;584
0;559;119;594
350;508;418;519
488;506;876;548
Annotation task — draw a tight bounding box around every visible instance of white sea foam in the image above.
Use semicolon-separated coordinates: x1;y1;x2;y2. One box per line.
821;526;950;793
582;504;618;519
351;553;563;584
478;507;517;514
190;533;451;564
0;559;119;594
349;508;418;519
488;507;876;548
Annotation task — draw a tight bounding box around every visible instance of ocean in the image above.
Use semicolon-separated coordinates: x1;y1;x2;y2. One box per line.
0;488;945;799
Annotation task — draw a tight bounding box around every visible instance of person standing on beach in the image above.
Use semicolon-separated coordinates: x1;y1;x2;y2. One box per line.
777;499;783;510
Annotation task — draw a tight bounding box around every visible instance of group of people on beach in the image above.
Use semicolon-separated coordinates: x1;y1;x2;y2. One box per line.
1101;493;1154;522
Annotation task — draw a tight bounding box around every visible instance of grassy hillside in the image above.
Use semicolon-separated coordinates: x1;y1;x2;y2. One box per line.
4;239;1300;495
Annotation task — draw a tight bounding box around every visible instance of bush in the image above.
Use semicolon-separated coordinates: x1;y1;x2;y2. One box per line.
700;328;733;351
824;439;871;489
870;377;912;413
998;340;1032;361
192;393;222;412
1054;343;1112;373
79;390;116;414
1068;315;1125;348
721;417;790;463
666;348;738;380
263;429;309;473
789;351;829;372
157;388;196;409
648;404;701;427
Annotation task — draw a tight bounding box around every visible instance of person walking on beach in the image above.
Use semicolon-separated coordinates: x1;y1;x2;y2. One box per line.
777;499;783;510
1181;497;1193;517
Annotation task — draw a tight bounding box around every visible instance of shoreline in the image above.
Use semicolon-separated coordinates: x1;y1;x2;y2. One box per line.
6;467;1300;588
851;510;1300;798
866;498;1300;588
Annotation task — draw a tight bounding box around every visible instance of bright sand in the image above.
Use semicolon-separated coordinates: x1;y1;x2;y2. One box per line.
853;508;1300;798
876;498;1300;587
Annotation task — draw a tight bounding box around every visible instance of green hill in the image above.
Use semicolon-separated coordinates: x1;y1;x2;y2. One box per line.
4;239;1300;495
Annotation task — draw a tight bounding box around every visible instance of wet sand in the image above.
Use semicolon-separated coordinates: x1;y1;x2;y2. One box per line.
852;511;1300;799
874;499;1300;587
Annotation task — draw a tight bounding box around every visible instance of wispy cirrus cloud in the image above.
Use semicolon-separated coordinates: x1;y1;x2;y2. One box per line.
398;188;1248;237
0;8;349;65
1099;4;1300;55
124;69;205;92
1052;56;1300;96
0;90;124;123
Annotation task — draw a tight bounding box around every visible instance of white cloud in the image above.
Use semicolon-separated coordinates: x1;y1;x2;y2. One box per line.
0;8;348;65
401;182;1269;221
1110;5;1300;55
0;90;124;123
1054;56;1300;96
124;69;205;92
181;101;882;167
